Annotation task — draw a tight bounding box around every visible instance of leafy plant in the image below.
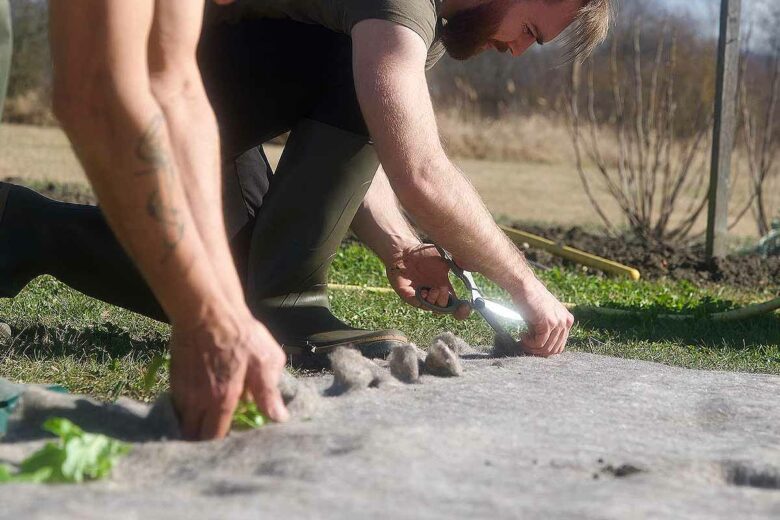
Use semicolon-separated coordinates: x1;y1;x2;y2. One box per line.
142;352;171;392
141;354;269;431
0;418;130;484
231;400;269;430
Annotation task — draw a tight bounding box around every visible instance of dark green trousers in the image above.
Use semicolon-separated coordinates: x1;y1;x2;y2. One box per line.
3;18;377;323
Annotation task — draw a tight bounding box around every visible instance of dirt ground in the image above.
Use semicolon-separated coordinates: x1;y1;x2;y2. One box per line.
0;123;774;241
518;224;780;291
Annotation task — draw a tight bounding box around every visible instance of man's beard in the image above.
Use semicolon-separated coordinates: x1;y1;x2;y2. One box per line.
441;0;512;60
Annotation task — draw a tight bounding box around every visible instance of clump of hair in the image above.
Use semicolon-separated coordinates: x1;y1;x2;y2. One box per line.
491;333;522;358
278;370;321;420
433;331;477;356
327;346;396;395
424;339;463;377
388;343;425;383
561;0;617;63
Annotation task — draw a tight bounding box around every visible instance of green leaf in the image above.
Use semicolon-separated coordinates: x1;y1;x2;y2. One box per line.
19;442;69;482
43;417;83;440
2;418;130;484
0;464;14;482
142;352;170;392
0;463;52;484
232;400;269;430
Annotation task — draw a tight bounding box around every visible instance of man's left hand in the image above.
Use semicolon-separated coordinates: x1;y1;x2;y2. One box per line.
386;243;471;320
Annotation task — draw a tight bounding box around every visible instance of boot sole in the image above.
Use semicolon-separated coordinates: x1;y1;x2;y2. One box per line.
282;333;406;355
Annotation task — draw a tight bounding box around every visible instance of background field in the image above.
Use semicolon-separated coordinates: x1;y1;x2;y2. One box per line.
2;121;775;240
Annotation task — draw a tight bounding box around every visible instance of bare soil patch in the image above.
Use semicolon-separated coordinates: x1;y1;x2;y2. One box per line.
516;223;780;291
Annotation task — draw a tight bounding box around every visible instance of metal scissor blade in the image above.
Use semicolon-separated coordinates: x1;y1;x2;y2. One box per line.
459;270;482;301
481;299;525;324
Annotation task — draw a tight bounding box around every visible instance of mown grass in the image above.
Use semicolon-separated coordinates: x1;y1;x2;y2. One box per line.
1;242;778;403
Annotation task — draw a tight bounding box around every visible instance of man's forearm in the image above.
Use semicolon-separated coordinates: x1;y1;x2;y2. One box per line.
395;156;534;292
148;0;246;312
351;165;420;264
353;20;573;356
352;21;535;295
49;1;241;328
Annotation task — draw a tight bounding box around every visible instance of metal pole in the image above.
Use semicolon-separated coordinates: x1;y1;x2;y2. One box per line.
705;0;741;258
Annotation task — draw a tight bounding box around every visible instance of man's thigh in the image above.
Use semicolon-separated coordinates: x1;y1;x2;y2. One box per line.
198;18;368;158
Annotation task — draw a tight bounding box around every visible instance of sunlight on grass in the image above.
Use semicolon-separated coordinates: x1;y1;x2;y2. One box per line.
1;242;778;402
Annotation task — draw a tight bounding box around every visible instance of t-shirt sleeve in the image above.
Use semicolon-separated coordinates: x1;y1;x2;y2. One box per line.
344;0;438;49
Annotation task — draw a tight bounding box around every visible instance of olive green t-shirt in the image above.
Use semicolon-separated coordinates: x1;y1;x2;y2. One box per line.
207;0;445;69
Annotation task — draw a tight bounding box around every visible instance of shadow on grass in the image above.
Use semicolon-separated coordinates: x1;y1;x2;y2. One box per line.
2;321;168;362
573;304;780;351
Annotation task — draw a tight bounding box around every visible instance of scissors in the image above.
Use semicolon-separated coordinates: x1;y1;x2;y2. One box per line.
415;245;526;346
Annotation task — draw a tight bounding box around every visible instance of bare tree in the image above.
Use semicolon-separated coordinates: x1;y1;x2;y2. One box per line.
567;21;713;241
738;12;780;236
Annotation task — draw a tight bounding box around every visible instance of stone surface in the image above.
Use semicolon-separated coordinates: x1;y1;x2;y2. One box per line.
2;352;780;519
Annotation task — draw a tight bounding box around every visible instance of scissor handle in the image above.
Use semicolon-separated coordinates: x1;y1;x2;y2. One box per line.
415;287;470;314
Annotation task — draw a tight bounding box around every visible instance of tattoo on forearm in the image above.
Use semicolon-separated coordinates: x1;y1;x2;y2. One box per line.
135;114;185;262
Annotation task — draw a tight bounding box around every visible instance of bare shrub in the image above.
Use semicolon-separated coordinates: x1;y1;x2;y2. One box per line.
567;21;713;241
738;22;780;237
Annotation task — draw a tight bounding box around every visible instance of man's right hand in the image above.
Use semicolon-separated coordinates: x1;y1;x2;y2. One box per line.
170;314;289;440
511;275;574;357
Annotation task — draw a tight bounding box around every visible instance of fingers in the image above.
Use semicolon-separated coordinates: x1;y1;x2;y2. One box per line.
247;347;290;424
199;387;242;440
557;310;574;355
555;325;569;355
421;286;452;310
521;308;575;357
521;324;553;357
454;303;472;321
540;327;564;357
179;405;206;441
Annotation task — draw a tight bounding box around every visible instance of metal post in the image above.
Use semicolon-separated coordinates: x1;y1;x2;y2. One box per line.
705;0;741;258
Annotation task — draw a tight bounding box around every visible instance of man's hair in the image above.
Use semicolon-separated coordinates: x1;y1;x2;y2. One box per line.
560;0;617;62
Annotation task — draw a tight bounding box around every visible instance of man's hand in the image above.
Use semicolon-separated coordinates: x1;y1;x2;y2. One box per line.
170;315;289;440
511;275;574;357
386;244;471;320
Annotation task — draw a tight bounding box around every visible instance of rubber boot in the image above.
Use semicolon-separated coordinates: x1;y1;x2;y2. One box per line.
246;119;408;361
0;182;165;320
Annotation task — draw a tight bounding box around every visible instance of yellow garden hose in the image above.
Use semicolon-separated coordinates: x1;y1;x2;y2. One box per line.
500;225;641;281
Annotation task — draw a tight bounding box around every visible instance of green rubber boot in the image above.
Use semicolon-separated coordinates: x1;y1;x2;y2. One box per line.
246;119;407;362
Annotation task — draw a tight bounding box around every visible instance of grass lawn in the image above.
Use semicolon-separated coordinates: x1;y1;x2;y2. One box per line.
1;242;778;403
